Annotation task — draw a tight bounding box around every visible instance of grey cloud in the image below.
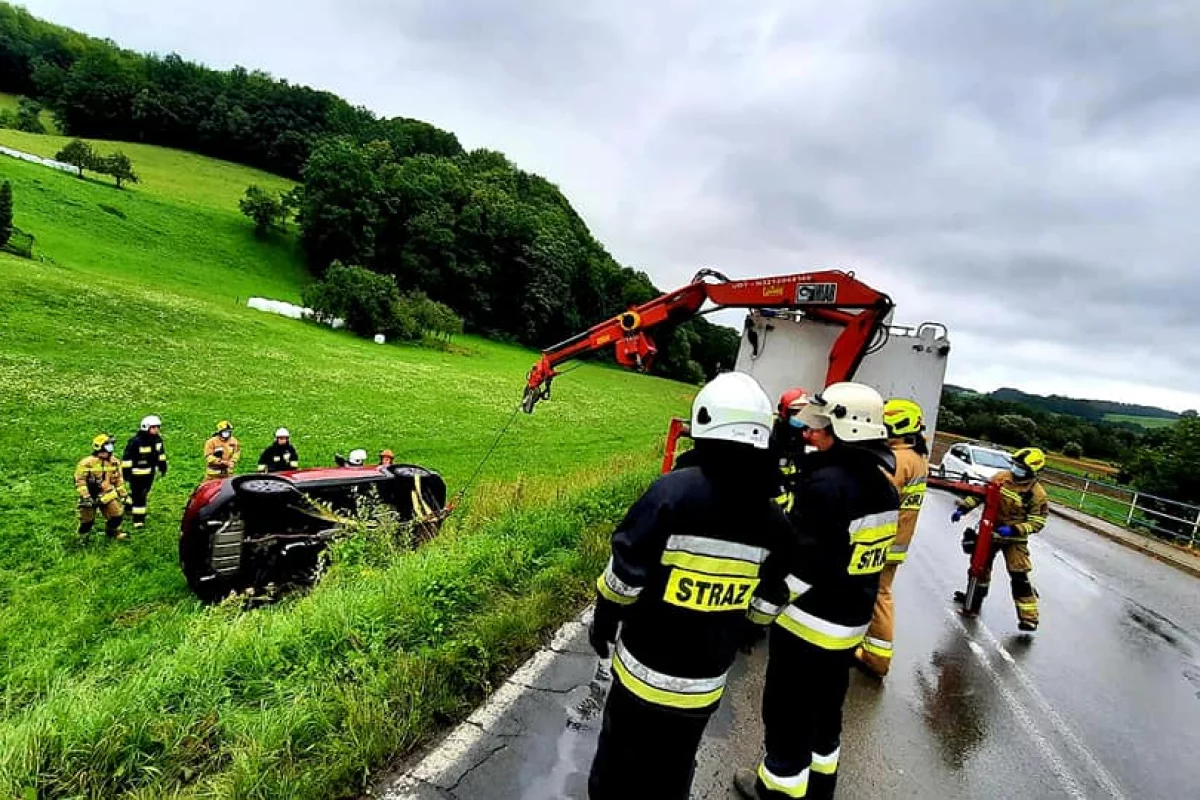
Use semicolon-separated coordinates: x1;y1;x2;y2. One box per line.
20;0;1200;408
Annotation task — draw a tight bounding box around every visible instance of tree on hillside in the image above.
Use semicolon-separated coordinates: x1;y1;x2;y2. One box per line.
1062;441;1084;459
239;185;286;237
0;180;13;249
1183;409;1197;418
55;138;96;177
98;150;137;188
15;96;45;133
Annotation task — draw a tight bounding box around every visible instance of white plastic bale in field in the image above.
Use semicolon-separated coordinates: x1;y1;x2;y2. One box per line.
247;297;344;329
734;312;951;442
374;334;386;344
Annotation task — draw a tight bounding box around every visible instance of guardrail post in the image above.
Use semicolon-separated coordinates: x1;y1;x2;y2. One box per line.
1079;479;1090;510
1191;509;1200;550
1126;492;1138;527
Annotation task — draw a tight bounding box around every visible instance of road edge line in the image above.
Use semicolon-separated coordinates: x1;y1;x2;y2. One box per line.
376;607;594;799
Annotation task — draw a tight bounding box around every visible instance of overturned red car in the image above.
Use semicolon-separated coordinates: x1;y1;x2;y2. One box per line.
179;464;448;603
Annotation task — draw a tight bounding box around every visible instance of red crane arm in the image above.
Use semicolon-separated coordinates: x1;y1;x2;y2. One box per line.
522;269;893;412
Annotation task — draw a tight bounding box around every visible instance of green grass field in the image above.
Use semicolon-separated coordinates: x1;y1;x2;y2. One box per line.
0;132;693;797
1101;413;1177;430
0;91;60;134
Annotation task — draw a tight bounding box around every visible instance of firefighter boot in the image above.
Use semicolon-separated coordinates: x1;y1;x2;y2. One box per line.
1011;571;1039;631
106;515;128;541
77;520;95;537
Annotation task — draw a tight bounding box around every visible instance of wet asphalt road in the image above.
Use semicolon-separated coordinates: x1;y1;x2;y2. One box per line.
384;490;1200;799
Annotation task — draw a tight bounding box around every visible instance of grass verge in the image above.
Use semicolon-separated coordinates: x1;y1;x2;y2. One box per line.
0;459;652;799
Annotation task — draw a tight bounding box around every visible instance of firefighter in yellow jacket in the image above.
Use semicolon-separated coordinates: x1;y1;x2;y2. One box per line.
952;447;1048;631
855;398;929;678
74;434;129;540
203;420;241;479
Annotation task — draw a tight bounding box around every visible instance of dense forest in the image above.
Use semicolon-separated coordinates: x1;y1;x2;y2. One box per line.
938;389;1144;462
0;2;737;381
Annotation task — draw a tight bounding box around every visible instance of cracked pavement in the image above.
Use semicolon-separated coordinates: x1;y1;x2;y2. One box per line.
374;492;1200;799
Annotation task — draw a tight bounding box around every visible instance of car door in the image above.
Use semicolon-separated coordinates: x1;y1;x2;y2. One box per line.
943;444;972;479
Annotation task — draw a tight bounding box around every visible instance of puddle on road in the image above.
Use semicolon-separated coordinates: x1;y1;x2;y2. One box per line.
518;659;611;800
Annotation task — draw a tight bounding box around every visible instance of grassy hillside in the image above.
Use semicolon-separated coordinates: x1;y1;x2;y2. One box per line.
0;127;302;301
1102;413;1176;430
0;134;693;798
0;91;58;133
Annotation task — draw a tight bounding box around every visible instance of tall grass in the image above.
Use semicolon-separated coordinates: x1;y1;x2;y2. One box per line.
0;462;653;798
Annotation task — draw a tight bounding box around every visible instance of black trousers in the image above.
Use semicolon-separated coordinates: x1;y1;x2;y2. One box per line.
127;477;154;525
759;631;853;799
588;676;714;800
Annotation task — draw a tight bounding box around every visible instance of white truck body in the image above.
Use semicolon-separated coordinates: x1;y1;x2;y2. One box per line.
733;312;952;440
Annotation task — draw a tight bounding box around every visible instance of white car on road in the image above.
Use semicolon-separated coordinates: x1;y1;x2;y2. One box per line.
936;442;1013;482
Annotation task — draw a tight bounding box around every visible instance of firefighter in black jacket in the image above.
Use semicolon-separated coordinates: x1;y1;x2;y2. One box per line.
736;382;900;800
773;387;812;513
121;415;168;529
587;371;796;800
257;428;300;473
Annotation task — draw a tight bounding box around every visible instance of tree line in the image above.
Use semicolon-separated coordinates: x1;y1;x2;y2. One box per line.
938;390;1144;462
292;138;736;382
3;2;738;381
0;3;461;178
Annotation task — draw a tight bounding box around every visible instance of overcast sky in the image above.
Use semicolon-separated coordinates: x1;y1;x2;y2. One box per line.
25;0;1200;410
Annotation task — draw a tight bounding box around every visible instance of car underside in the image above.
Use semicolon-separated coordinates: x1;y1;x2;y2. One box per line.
179;464;448;603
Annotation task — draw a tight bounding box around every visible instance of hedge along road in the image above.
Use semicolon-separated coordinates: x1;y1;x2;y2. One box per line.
379;489;1200;799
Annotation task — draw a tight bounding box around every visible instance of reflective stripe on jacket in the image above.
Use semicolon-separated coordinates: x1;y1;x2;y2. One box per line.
74;455;124;499
958;470;1049;539
598;455;795;709
769;443;900;651
886;442;928;563
122;432;167;480
204;435;241;477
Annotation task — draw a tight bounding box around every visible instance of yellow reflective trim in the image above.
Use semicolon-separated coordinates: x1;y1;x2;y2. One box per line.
611;651;724;710
850;524;897;546
663;568;758;612
120;460;133;468
748;609;776;626
1015;601;1038;610
660;551;760;578
811;748;840;775
131;468;153;475
861;636;892;657
758;763;808;797
776;608;867;650
596;574;638;606
886;550;908;564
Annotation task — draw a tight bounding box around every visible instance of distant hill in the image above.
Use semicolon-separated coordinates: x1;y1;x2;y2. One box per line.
944;385;1182;426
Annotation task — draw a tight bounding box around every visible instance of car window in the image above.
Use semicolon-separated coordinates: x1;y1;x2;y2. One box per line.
971;449;1012;469
950;444;969;460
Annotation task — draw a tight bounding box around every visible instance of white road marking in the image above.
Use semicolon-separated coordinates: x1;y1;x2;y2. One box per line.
942;606;1089;800
970;619;1128;800
910;515;1128;800
378;610;594;799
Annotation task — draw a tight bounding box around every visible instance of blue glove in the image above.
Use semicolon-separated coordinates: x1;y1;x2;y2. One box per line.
996;525;1015;537
951;509;964;523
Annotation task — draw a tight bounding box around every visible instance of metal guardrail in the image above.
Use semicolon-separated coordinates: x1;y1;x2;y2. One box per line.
929;463;1200;549
1035;468;1199;549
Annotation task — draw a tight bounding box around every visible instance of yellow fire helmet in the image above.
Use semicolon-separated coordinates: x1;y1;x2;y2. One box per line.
883;398;924;437
1012;447;1047;474
216;420;233;433
91;433;113;451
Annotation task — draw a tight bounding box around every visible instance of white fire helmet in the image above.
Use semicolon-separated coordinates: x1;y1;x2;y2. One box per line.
347;448;368;466
140;415;162;431
796;382;888;442
275;428;290;439
689;371;773;450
